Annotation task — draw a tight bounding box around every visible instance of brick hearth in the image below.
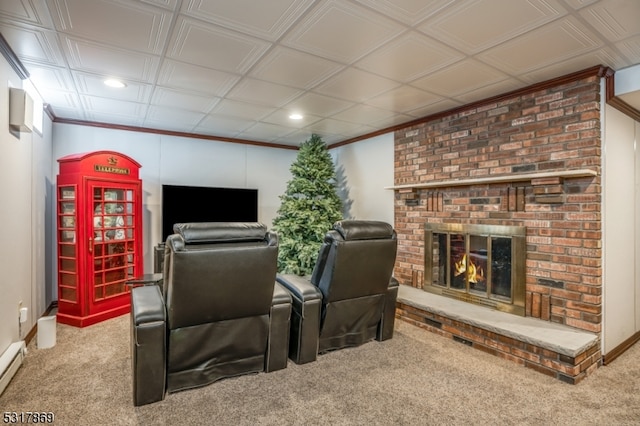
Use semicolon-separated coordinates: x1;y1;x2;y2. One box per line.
390;66;607;382
396;285;600;384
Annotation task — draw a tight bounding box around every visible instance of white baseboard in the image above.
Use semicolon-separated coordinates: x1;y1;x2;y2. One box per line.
0;341;26;396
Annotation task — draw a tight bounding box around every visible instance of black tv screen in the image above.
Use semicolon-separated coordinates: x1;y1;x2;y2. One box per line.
161;184;258;240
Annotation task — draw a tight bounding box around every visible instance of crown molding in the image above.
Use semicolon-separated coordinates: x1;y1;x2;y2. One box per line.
52;116;299;151
328;65;613;149
604;68;640;122
0;32;29;80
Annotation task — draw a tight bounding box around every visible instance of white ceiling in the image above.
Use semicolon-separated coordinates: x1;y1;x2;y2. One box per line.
1;0;639;147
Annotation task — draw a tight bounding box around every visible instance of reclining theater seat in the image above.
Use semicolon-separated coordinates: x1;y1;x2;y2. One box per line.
130;222;291;406
277;220;399;365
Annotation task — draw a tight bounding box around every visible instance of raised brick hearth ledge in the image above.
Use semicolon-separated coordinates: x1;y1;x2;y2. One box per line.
396;285;601;384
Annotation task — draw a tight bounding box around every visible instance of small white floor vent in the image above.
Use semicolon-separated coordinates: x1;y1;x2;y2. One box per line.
0;341;26;396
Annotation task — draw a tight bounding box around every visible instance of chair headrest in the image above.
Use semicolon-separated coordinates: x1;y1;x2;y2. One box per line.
172;222;267;243
332;220;394;241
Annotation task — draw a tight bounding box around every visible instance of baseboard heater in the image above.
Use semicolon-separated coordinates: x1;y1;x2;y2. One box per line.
0;341;26;396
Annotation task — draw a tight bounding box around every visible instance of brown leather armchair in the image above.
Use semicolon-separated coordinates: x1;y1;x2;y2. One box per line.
276;220;398;365
130;222;291;406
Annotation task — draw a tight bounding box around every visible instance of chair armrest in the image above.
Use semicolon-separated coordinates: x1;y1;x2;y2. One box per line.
126;273;163;288
266;282;292;372
276;274;322;303
276;274;322;364
377;276;399;342
389;276;399;289
131;285;166;406
272;281;292;306
132;285;166;325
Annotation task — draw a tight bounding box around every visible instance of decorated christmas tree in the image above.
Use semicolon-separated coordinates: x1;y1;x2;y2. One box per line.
273;134;343;275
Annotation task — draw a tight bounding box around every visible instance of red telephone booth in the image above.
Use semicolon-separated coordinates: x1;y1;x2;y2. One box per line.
56;151;143;327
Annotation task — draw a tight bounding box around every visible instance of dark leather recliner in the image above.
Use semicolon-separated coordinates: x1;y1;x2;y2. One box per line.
276;220;398;364
130;222;291;406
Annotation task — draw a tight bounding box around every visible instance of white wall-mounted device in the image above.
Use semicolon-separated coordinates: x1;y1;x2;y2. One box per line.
9;87;34;133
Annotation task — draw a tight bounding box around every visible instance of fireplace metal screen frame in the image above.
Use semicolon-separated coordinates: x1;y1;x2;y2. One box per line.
424;223;526;316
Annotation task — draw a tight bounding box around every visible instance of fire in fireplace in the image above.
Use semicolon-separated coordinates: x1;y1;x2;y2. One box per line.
424;223;526;316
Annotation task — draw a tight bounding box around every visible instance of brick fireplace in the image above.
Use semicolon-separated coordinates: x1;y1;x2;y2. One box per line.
391;66;607;383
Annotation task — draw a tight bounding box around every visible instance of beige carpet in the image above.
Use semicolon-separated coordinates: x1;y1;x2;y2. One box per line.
1;315;640;425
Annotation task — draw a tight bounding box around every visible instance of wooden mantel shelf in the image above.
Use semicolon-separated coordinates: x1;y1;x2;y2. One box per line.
385;169;598;190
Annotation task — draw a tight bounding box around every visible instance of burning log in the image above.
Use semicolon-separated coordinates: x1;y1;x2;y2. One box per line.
453;254;484;284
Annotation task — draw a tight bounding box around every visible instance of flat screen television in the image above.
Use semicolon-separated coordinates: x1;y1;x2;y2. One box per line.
161;184;258;241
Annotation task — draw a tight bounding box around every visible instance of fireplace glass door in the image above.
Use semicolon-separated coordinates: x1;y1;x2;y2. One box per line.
491;237;512;299
425;223;525;316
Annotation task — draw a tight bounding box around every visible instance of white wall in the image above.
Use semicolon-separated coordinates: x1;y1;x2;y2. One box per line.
34;115;54;317
52;123;298;274
602;104;640;355
614;63;640;96
49;125;396;297
330;132;394;225
0;56;53;356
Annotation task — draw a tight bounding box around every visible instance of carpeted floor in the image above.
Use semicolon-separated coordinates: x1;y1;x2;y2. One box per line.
1;315;640;425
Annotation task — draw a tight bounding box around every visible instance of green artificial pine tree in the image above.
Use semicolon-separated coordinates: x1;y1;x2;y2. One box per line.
273;134;343;275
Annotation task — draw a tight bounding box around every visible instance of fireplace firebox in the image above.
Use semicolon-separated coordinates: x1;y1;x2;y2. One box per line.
424;223;526;316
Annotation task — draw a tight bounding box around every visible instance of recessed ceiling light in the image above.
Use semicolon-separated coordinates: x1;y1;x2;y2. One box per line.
289;113;303;120
104;78;126;88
